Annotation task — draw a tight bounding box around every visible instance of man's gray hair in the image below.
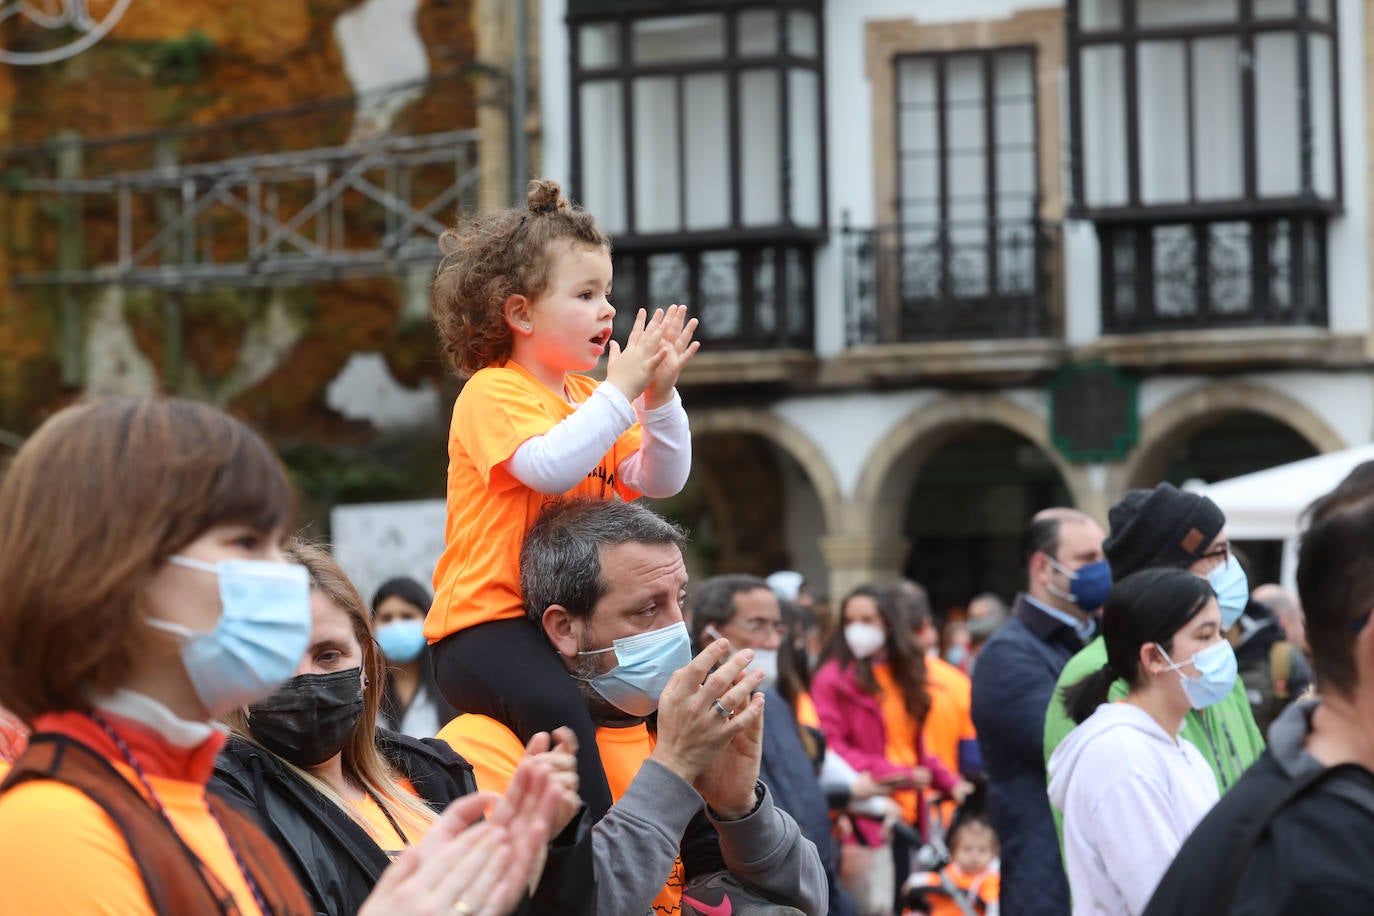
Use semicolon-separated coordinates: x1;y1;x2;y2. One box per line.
520;498;688;625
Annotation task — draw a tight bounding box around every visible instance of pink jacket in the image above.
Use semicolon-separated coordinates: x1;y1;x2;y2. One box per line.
811;658;958;844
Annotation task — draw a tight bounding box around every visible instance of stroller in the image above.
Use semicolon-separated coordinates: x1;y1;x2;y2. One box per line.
900;783;998;916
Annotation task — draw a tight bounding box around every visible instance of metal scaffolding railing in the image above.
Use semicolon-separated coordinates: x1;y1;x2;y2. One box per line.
9;129;481;289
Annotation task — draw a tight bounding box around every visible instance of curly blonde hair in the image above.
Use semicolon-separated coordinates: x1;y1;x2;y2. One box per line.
432;179;612;377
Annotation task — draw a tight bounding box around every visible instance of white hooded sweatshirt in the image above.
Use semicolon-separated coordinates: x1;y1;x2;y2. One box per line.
1046;702;1219;916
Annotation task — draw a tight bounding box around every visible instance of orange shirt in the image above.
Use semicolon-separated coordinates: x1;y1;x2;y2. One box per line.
0;761;265;915
428;364;643;640
350;777;432;860
921;656;975;776
439;714;685;915
795;691;820;730
873;664;922;823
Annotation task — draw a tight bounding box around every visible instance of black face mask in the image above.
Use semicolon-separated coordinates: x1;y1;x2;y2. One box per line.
247;667;365;768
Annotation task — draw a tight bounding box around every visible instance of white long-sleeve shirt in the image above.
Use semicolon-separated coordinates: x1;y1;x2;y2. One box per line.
505;383;691;498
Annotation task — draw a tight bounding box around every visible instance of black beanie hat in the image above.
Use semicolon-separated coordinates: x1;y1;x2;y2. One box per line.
1103;482;1226;580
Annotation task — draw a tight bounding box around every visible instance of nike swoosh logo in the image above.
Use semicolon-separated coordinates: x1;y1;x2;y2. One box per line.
681;893;732;916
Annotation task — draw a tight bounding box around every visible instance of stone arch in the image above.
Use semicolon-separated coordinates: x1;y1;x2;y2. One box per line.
850;393;1092;546
1125;381;1347;489
689;406;845;534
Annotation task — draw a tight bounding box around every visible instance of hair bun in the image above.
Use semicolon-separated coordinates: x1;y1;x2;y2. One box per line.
526;179;568;215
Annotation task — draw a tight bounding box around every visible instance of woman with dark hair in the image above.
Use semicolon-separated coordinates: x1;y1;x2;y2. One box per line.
371;577;459;738
1047;568;1231;915
811;584;973;913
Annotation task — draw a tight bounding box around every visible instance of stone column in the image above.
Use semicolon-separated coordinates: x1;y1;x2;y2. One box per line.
819;532;911;620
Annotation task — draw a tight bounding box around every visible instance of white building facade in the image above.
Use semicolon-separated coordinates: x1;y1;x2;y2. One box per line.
535;0;1374;611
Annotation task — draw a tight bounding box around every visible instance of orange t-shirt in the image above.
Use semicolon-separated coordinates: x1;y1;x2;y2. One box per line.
795;691;820;730
921;656;975;775
428;363;643;640
0;760;265;915
438;714;685;915
922;656;976;823
350;777;432;860
873;664;922;823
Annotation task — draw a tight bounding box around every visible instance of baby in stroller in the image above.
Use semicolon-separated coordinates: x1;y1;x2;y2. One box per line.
901;807;1000;916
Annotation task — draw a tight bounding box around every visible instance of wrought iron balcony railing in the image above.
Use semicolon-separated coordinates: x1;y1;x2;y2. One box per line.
843;218;1057;346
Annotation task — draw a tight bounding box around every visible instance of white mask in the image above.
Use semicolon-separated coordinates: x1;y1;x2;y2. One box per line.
844;622;887;660
749;649;779;692
704;624;779;691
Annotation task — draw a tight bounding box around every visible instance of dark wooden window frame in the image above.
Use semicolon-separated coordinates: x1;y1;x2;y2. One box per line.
893;45;1042;308
1067;0;1343;221
1098;214;1329;332
567;1;827;350
568;0;828;251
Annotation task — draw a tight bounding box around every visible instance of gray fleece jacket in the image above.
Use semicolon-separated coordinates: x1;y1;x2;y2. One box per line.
592;758;828;915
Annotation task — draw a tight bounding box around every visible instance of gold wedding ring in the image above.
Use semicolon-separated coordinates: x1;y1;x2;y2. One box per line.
453;901;475;915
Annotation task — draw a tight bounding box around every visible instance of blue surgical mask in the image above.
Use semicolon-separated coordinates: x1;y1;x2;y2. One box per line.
1159;640;1238;709
1208;555;1250;629
945;645;968;668
376;619;427;664
147;556;312;718
1048;557;1113;613
575;621;692;717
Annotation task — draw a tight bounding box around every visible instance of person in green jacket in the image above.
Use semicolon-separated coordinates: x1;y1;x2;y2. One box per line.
1044;484;1265;832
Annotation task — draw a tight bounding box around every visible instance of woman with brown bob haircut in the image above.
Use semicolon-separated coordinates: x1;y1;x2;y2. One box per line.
0;396;564;916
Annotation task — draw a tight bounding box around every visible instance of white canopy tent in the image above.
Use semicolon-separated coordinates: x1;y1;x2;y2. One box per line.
1185;443;1374;589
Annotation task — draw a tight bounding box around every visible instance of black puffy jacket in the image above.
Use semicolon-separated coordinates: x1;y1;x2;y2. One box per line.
211;728;595;916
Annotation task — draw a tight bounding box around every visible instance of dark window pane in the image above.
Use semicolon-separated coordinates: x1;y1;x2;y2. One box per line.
698;250;741;338
755;247;778;333
998;223;1037;296
1206;222;1253;315
1152;225;1198;316
648;252;690;306
1112;228;1137;318
786;246;809;337
1269;219;1292;312
949;223;990;297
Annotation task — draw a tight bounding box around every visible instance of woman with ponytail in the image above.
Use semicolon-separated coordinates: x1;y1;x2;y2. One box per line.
1047;568;1231;915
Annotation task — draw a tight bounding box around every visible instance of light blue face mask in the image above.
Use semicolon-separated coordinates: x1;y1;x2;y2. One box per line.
1207;554;1250;629
1160;640;1239;710
147;556;312;718
575;621;692;717
376;619;427;664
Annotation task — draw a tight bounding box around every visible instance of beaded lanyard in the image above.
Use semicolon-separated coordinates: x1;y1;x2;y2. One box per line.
90;713;270;916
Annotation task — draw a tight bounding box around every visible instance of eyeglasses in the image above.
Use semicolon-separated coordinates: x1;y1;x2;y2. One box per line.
1196;546;1232;570
734;618;788;637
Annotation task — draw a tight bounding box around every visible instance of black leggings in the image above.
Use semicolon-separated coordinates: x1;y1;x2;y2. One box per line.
431;618;614;825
